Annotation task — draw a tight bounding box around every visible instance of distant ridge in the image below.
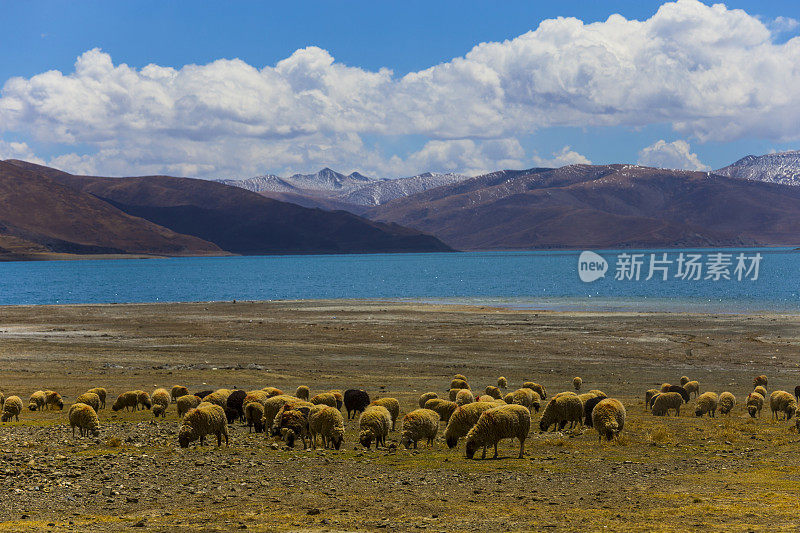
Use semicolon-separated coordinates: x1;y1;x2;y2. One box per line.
716;150;800;186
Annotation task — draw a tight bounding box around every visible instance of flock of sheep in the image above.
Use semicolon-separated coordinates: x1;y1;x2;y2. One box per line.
1;372;796;457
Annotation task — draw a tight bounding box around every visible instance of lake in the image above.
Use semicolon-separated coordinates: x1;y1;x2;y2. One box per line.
0;248;797;313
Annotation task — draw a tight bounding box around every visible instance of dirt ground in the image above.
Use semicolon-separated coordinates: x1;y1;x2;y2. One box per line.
0;300;799;532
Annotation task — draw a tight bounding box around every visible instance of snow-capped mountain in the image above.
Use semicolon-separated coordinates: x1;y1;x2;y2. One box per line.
217;169;470;209
715;150;800;185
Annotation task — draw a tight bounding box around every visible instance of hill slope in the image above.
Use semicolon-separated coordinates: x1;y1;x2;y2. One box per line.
716;150;800;186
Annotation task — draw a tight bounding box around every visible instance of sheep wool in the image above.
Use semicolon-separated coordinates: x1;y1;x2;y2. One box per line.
445;401;498;448
112;391;139;412
134;390;152;410
465;404;531;459
400;409;439;449
2;396;23;422
344;389;371;420
329;390;344;409
509;388;541;413
295;386;310;401
151;388;170;418
277;408;312;449
270;399;313;435
262;387;285;398
176;395;202;418
308;405;345;450
178;403;229;447
242;390;270;408
573;377;582;391
660;383;672;393
718;392;736;415
170;385;189;403
450;378;469;391
770;390;797;421
497;377;508;389
75;392;101;413
452;374;468;382
484;386;502;400
652;392;683;416
695;392;719;418
684;381;700;398
244;401;265;433
455;389;475;406
423;398;458;423
358;405;392;449
310;392;338;409
203;391;228;408
44;390;63;410
754;385;768;398
644;389;660;411
589;390;607;399
370;398;401;431
261;395;297;433
679;376;690;386
418;392;438;408
753;375;768;389
539;394;582;431
592;398;626;442
29;390;46;411
69;403;100;437
746;392;764;418
522;382;546;400
87;387;107;409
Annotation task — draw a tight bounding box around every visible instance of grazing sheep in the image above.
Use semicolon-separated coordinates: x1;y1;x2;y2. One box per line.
262;387;285;398
573;377;582;391
44;390;63;410
370;398;401;431
497;377;508;389
87;388;107;409
589;390;607;399
151;388;170;418
484;386;502;400
295;386;310;401
244;401;265;433
664;385;691;403
423;398;458;423
660;383;672;393
178;403;229;447
0;393;3;408
358;405;392;449
648;393;661;410
2;396;23;422
450;378;469;391
68;403;100;437
270;399;314;436
344;389;371;420
644;389;660;410
112;391;139;412
400;409;440;449
418;392;438;408
695;392;719;418
465;404;531;459
277;408;312;449
452;374;468;382
176;394;202;418
242;390;269;408
202;391;227;408
539;394;582;431
170;385;189;403
684;381;700;399
455;389;475;406
309;405;345;449
795;385;800;402
746;392;764;418
311;392;338;409
754;385;768;398
583;395;606;428
445;401;498;448
448;388;460;402
592;398;626;442
770;390;797;421
328;390;344;409
134;390;152;410
28;390;46;411
718;392;736;415
226;390;247;422
753;375;768;389
508;388;541;413
652;392;683;416
193;390;213;399
75;392;101;413
522;382;546;400
261;395;297;433
679;376;690;386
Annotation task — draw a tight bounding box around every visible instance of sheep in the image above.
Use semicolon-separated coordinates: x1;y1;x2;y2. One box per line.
652;392;683;416
112;391;139;412
453;374;468;382
746;392;764;418
87;388;107;409
400;409;439;449
170;385;189;403
134;390;152;410
648;393;661;410
589;390;607;398
177;394;202;418
477;395;504;403
455;389;475;406
754;385;768;398
178;403;229;447
358;405;391;449
508;388;541;413
484;386;502;400
591;398;626;442
68;403;100;437
0;392;4;409
583;395;606;428
445;401;498;448
202;391;228;408
465;404;531;459
660;383;672;393
573;377;582;391
277;408;312;449
244;401;265;433
75;392;101;413
539;394;582;431
695;392;719;418
193;390;213;399
718;392;736;415
261;387;284;398
450;378;469;390
44;390;63;410
270;399;314;436
295;386;310;401
213;389;232;402
370;398;400;431
679;376;690;386
2;396;23;422
770;390;797;421
226;390;247;422
497;377;508;389
522;382;546;400
423;398;458;422
310;392;338;409
664;385;691;403
28;390;46;411
344;389;370;420
151;388;170;418
753;375;768;389
684;381;700;399
447;388;458;402
795;385;800;402
644;389;660;410
329;390;344;409
418;392;438;408
261;395;297;433
242;390;269;408
309;405;345;449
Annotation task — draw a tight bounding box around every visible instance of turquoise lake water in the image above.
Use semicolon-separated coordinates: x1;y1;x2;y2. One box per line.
0;249;797;313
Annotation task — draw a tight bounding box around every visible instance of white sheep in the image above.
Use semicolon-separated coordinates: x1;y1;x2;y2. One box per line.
539;394;582;431
170;385;189;403
445;401;498;448
573;377;582;391
152;388;170;418
497;377;508;389
465;404;531;459
522;382;546;400
87;387;107;409
652;392;683;416
455;389;475;406
746;392;764;418
695;392;718;418
484;386;502;400
69;403;100;437
2;396;23;422
770;390;797;420
358;405;392;449
178;403;229;447
244;401;265;433
310;392;338;409
684;381;700;399
718;392;735;415
400;409;439;449
295;385;310;401
418;392;438;408
370;398;400;431
75;392;101;413
423;398;458;423
309;405;345;450
177;394;202;418
112;391;140;412
591;398;626;442
28;390;46;411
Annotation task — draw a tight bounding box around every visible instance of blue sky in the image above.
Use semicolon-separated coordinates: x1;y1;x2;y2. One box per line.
1;0;799;178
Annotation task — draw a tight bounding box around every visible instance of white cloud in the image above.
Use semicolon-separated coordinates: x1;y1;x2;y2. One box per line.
637;139;710;170
532;146;592;167
1;0;799;177
0;140;45;165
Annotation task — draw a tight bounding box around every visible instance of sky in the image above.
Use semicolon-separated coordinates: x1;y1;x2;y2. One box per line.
1;0;799;179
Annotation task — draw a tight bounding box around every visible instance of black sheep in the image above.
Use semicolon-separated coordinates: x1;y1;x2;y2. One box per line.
583;396;605;428
795;385;800;401
344;389;370;420
193;390;213;399
666;385;691;403
226;390;247;422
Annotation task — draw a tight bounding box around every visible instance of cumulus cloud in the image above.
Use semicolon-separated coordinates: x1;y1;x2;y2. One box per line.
0;141;45;165
637;139;710;170
532;146;592;168
1;0;799;177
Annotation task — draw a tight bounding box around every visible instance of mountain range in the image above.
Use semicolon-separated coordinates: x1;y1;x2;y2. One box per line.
715;150;800;186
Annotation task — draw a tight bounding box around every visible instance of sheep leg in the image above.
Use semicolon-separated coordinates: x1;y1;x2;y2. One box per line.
72;426;75;437
518;438;525;458
481;446;486;459
493;443;498;459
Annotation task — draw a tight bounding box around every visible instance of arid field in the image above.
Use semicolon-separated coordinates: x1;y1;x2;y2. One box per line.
0;300;799;532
